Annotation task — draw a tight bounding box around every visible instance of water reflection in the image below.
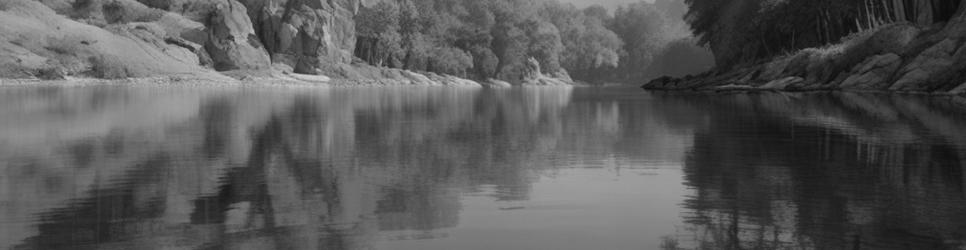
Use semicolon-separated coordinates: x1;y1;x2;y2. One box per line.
0;86;965;249
656;92;966;249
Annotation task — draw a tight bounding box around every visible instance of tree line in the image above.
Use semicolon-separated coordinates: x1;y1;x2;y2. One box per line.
684;0;964;67
354;0;713;84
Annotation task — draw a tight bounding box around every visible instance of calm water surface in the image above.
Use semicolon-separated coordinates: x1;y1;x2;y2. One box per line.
1;86;966;249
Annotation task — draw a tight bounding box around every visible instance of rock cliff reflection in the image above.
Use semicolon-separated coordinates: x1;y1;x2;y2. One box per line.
1;87;965;249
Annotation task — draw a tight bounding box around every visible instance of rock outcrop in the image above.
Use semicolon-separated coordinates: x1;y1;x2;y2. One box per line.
840;53;902;89
325;63;481;86
889;39;961;91
520;57;573;86
0;0;228;80
238;0;359;74
203;0;271;71
0;0;486;86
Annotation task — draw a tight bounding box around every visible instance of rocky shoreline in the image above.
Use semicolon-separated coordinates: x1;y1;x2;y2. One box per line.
0;0;571;87
643;6;966;96
0;70;498;87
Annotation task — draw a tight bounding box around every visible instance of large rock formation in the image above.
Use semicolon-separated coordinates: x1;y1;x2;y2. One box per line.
238;0;359;74
0;0;227;80
889;39;961;91
203;0;271;71
520;57;572;86
0;0;484;86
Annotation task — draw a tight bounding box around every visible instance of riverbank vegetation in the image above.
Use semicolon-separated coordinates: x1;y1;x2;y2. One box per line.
0;0;714;85
352;0;713;85
643;0;966;94
686;0;964;67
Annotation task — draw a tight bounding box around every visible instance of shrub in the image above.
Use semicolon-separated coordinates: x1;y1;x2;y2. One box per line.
89;54;130;79
45;36;86;55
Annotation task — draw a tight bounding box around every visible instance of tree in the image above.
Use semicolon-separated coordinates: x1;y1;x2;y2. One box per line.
540;3;621;81
610;2;669;81
355;2;402;67
351;0;704;84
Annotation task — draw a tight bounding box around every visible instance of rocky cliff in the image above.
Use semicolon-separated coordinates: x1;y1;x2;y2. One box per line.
237;0;359;73
643;3;966;95
0;0;482;86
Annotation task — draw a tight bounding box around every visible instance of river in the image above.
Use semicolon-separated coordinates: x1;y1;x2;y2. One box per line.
1;86;965;249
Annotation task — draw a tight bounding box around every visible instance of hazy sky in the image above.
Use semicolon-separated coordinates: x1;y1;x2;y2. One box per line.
558;0;655;10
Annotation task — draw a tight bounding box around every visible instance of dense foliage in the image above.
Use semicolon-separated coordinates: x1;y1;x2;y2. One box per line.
684;0;964;67
354;0;713;84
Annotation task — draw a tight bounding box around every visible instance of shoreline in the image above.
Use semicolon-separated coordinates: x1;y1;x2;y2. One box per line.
0;72;578;89
642;85;966;97
643;88;966;99
642;22;966;96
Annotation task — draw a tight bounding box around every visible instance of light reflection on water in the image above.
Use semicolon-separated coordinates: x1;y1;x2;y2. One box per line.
0;86;965;249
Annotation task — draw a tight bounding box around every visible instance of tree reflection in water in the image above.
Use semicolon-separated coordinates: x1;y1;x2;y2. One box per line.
0;86;582;249
657;92;966;249
0;87;965;249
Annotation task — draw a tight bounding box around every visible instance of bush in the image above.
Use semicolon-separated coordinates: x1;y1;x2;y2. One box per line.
89;54;130;78
43;35;96;75
45;36;86;55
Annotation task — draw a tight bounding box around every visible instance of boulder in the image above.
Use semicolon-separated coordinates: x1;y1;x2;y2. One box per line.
484;79;512;88
713;84;756;91
761;77;804;90
204;0;270;71
550;68;573;82
521;57;543;83
520;57;572;86
443;75;480;86
287;72;331;83
951;82;966;94
37;67;67;80
155;12;207;43
759;56;793;81
642;76;683;89
890;39;959;90
402;70;434;85
840;53;902;89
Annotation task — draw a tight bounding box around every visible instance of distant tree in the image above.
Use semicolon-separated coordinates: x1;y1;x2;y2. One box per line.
491;21;529;80
540;3;621;81
610;2;669;81
470;45;499;78
524;20;564;74
351;0;708;84
428;46;473;75
582;4;609;21
644;37;714;78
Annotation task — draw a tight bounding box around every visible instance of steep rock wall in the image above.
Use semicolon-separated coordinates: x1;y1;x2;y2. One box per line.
238;0;359;74
203;0;271;71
